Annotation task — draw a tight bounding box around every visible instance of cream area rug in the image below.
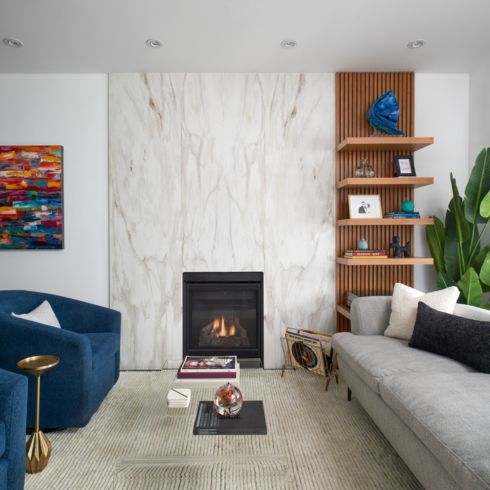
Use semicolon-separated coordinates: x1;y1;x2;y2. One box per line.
25;370;422;490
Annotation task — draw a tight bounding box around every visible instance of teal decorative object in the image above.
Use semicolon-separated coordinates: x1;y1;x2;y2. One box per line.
401;199;415;213
358;238;369;250
367;90;405;136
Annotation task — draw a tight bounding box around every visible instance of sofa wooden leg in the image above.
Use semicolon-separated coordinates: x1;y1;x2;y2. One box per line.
347;387;352;402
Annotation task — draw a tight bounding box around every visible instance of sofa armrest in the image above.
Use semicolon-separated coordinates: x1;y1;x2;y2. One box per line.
350;296;392;335
0;369;27;490
42;294;121;335
0;314;92;375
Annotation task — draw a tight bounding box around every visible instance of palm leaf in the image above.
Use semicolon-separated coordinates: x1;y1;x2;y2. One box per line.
426;216;446;273
436;272;456;289
479;251;490;286
464;147;490;223
450;173;470;243
473;245;490;273
480;189;490;218
457;267;483;306
444;204;460;280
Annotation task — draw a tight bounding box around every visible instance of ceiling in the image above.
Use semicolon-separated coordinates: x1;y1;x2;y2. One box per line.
1;0;489;73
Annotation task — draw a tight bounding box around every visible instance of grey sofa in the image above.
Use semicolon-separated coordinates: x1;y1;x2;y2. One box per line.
333;296;490;490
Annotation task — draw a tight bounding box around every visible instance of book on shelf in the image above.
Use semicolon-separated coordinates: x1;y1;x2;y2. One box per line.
344;256;388;259
384;212;421;218
344;249;388;257
180;355;237;373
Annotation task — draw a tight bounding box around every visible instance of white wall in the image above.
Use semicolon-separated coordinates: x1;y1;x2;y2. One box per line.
469;68;490;165
414;74;470;291
469;68;490;250
0;75;109;306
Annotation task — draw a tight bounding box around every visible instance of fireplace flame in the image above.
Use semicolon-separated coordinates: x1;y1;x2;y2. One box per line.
211;316;237;338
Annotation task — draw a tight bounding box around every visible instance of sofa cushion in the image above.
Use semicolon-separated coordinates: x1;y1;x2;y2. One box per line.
380;373;490;490
410;302;490;373
11;300;61;328
83;333;119;371
0;422;4;458
333;332;474;393
454;303;490;322
384;283;460;340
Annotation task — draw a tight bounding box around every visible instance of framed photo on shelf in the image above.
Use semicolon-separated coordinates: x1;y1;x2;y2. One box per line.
348;194;382;219
394;155;416;177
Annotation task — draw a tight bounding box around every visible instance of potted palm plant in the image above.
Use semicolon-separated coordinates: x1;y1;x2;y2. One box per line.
426;148;490;308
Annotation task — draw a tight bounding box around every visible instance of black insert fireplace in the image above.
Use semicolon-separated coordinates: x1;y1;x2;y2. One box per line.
183;272;263;365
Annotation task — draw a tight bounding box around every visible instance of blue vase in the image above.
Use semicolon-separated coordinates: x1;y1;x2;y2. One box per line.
401;199;415;213
358;238;369;250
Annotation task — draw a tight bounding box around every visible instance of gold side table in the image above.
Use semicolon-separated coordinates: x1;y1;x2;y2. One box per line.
17;355;60;474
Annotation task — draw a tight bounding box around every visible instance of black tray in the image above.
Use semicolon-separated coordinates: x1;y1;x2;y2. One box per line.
193;401;267;435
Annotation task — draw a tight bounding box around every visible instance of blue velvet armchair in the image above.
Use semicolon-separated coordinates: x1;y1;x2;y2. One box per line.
0;368;27;490
0;290;121;429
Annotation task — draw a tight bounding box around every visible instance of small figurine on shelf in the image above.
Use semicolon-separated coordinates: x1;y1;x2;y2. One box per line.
389;236;411;258
401;198;415;213
358;238;369;250
354;158;376;178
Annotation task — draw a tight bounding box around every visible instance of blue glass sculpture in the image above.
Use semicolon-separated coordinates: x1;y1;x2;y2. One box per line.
368;90;405;136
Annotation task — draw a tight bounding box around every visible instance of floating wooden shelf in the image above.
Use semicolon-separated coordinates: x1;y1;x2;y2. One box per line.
337;257;434;266
337;177;434;189
337;137;434;153
337;218;434;226
336;304;351;319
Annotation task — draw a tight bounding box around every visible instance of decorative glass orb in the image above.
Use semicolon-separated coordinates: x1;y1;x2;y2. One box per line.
213;383;243;417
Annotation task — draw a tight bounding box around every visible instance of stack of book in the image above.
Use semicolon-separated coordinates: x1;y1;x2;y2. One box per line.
344;249;388;259
174;356;240;386
385;212;421;219
167;388;191;408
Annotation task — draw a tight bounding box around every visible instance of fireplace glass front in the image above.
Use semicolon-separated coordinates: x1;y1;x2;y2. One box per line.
183;272;263;363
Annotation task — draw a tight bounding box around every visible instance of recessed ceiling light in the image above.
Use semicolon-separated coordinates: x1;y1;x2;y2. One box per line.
3;37;24;48
406;39;425;49
280;39;297;49
146;38;163;49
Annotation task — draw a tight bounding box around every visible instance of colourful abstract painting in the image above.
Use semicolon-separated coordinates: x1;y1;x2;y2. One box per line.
0;146;63;249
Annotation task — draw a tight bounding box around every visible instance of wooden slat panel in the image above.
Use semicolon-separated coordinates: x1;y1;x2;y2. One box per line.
335;72;419;332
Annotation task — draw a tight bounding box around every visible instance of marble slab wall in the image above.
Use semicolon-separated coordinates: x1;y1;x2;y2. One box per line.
109;73;336;370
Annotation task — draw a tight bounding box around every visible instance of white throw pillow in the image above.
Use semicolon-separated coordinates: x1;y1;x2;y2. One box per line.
384;283;460;340
12;300;61;328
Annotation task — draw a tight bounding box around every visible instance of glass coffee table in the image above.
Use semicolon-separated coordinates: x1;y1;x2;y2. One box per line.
113;375;288;489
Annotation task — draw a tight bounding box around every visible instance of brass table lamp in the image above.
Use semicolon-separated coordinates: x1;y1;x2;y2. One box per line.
17;355;60;473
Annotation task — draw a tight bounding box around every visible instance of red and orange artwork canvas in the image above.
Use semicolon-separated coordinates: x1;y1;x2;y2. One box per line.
0;146;63;249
